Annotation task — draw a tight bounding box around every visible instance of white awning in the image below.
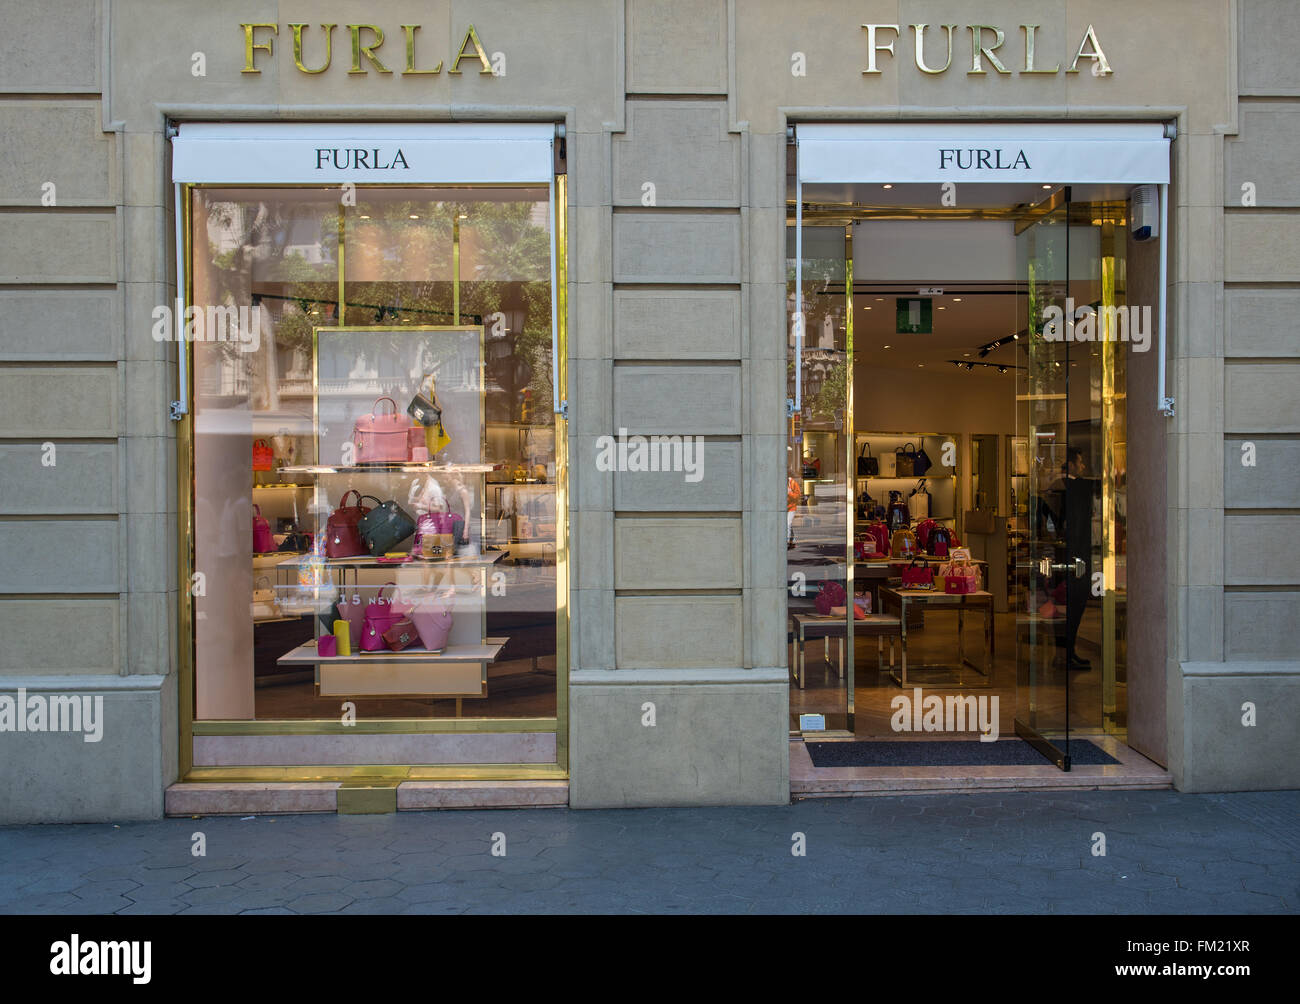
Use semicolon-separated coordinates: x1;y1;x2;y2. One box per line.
797;123;1169;185
171;122;554;184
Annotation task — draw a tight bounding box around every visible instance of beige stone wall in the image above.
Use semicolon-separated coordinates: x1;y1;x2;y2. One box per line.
3;0;1285;817
1168;0;1300;791
0;0;172;822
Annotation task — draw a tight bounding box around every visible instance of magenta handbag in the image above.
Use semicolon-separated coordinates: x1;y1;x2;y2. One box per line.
360;582;407;652
353;397;414;464
253;504;275;553
407;594;454;652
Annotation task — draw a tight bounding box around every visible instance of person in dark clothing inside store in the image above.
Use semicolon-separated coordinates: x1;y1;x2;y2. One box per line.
1048;446;1098;671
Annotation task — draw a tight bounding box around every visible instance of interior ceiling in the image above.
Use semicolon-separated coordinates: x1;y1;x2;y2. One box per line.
799;181;1135;213
796;181;1119;376
851;289;1023;376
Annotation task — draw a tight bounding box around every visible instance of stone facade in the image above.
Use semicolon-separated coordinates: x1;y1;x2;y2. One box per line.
0;0;1295;821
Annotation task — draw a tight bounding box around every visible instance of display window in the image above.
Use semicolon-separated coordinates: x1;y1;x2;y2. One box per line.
174;125;566;758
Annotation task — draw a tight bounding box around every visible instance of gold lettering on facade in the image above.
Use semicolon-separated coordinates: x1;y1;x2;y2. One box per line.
861;22;1111;77
1020;24;1058;74
447;24;493;75
348;24;392;74
862;24;900;74
911;24;955;75
240;22;278;74
402;24;443;74
967;25;1010;74
291;24;335;74
1067;24;1112;75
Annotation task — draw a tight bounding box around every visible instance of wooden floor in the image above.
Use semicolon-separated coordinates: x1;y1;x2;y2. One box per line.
790;607;1125;736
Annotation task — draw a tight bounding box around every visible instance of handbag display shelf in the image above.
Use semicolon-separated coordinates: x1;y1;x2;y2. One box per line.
853;431;959;531
271;324;516;704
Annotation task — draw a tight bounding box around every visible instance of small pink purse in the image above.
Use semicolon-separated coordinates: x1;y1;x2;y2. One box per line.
353;397;414;464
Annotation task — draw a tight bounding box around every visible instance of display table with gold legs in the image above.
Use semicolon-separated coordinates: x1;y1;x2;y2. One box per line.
880;587;994;689
789;612;901;690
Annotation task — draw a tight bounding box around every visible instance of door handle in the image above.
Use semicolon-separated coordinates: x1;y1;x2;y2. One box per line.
1037;556;1085;578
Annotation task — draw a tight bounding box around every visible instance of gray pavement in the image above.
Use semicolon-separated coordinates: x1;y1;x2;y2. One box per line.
1;789;1297;914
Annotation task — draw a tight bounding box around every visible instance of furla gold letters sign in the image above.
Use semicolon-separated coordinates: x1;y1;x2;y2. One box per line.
863;23;1112;76
240;22;494;76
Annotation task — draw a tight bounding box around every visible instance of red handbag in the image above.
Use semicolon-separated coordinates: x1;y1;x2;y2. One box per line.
325;490;380;559
901;558;934;589
863;521;889;558
252;438;274;471
815;581;846;615
353;397;414;464
382;618;420;652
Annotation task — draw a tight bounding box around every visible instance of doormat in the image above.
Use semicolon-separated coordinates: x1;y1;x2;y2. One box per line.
804;739;1121;768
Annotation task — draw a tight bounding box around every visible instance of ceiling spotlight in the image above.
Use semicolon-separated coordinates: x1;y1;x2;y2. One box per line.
459;213;469;220
937;306;946;310
883;344;891;349
864;306;872;310
882;184;894;190
1013;333;1019;340
1042;184;1052;190
409;214;420;219
963;352;970;357
359;214;371;220
875;298;884;302
952;297;963;302
998;366;1007;374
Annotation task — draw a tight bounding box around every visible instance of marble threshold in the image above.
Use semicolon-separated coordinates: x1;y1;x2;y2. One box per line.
790;736;1173;797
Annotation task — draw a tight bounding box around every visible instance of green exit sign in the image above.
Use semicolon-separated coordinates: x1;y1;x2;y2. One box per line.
896;297;932;334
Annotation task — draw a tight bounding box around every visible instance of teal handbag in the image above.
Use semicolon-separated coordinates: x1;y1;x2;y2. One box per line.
358;499;416;556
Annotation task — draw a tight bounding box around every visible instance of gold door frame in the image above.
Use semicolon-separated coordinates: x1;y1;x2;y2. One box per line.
176;175;570;783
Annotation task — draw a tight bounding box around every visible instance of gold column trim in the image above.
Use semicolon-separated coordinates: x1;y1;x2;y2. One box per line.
844;225;855;728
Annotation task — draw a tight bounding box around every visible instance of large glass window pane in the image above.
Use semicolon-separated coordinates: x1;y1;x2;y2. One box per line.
190;185;557;723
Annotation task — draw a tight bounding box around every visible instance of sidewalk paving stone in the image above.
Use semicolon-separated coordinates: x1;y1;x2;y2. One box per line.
0;790;1297;914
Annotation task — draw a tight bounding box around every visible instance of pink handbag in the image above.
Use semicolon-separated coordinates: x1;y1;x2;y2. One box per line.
353;397;414;464
943;552;981;594
334;587;366;641
360;582;407;652
412;509;465;554
407;593;454;652
253;504;275;552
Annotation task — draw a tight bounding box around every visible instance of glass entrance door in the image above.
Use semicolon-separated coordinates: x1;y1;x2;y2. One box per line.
1014;187;1076;769
786;222;854;734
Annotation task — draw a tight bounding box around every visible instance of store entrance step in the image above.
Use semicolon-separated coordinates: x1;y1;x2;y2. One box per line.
165;779;569;816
